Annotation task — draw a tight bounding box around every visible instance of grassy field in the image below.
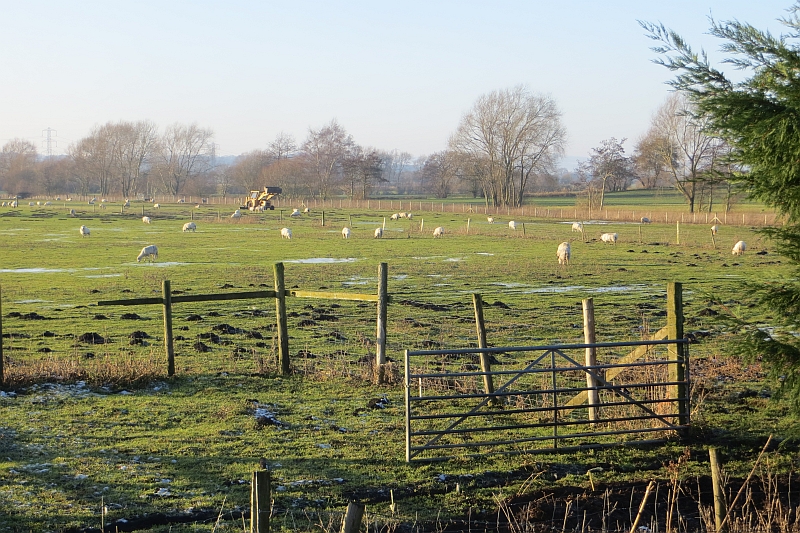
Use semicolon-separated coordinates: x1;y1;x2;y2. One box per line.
0;198;797;532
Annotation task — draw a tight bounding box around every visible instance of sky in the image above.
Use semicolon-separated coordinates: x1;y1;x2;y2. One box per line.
0;1;795;168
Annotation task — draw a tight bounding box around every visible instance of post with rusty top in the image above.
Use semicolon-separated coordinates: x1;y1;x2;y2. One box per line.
162;280;175;376
582;298;599;421
472;294;496;404
667;282;688;431
274;262;290;375
376;262;388;383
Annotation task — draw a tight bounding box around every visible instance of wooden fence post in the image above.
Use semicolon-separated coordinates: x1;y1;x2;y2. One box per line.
162;280;175;376
274;263;290;375
667;282;688;430
321;211;325;227
582;298;599;421
472;294;496;404
250;470;271;533
709;448;727;533
376;263;388;383
0;284;4;384
341;502;365;533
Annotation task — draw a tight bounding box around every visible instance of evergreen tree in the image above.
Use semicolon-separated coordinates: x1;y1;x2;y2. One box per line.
642;6;800;403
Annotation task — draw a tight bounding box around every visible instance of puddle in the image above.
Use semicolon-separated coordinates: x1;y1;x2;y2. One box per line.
444;258;463;262
14;299;48;304
284;258;359;264
128;262;190;267
343;276;372;286
518;284;652;294
393;275;409;280
85;274;123;278
491;282;529;288
475;252;495;256
0;267;105;274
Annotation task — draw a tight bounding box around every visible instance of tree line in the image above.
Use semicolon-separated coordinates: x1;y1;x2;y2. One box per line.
0;87;738;212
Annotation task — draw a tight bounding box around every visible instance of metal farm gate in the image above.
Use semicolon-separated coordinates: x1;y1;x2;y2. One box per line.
404;338;689;462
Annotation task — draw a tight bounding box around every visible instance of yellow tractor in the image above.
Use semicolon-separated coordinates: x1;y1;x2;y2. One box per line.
242;187;282;211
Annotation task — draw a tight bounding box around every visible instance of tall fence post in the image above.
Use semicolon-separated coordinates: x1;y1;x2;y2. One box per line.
341;502;365;533
472;294;496;404
709;448;728;533
162;280;175;376
582;298;599;421
376;262;388;383
250;470;271;533
274;263;290;375
667;282;688;430
0;285;4;384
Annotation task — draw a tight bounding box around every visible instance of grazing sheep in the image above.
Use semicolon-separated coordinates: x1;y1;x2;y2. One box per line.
374;227;383;238
101;199;107;203
342;227;351;239
433;226;445;238
182;222;196;232
1;202;5;207
123;199;130;207
601;232;618;244
89;197;96;204
487;217;494;224
640;217;651;223
10;200;17;207
194;204;200;208
390;213;400;220
142;216;151;224
36;201;41;206
177;198;185;203
43;201;51;206
231;209;242;218
79;225;90;237
571;222;583;232
28;202;34;206
711;224;719;235
732;240;746;255
69;209;76;216
406;213;413;219
280;227;292;239
303;207;310;213
290;209;301;217
136;244;158;262
153;203;160;209
399;212;408;218
508;221;518;230
557;242;571;265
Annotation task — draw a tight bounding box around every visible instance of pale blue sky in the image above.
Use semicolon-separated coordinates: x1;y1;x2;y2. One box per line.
0;1;793;167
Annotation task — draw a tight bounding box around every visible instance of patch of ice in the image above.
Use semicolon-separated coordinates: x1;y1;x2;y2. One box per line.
284;257;359;264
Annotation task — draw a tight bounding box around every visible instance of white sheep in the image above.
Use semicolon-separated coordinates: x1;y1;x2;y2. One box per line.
89;197;96;204
28;202;34;206
487;217;494;224
303;207;310;213
101;198;107;203
79;225;90;237
10;200;17;207
231;209;241;218
508;221;518;230
571;222;583;232
43;201;51;206
177;198;185;203
153;203;160;209
136;244;158;262
711;224;719;235
290;209;301;217
36;201;41;206
433;226;445;238
390;213;400;221
69;209;76;216
406;213;413;219
182;222;196;232
640;217;651;223
1;202;5;207
342;227;351;239
732;240;746;255
281;227;292;239
123;199;130;207
374;227;383;238
557;242;571;265
399;212;408;218
142;216;151;224
601;232;618;244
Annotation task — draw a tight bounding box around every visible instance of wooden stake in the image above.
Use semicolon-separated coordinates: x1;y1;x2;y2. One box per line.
341;502;365;533
472;294;496;403
250;470;271;533
0;284;4;384
274;263;290;375
709;448;727;533
376;263;388;383
162;280;175;376
629;481;656;533
582;298;599;421
667;282;688;430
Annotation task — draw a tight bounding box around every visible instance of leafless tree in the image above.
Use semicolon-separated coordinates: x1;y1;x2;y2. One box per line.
420;151;459;198
0;139;38;195
449;85;566;207
228;150;272;193
577;138;635;209
69;125;116;197
153;123;214;197
378;149;412;193
268;132;297;160
343;146;385;199
650;93;727;212
633;128;674;189
301;120;355;199
112;120;159;198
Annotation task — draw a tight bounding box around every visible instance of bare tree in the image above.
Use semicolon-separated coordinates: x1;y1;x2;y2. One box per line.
0;139;38;195
301;120;355;199
268;132;297;160
112;120;159;198
153;123;214;197
420;151;459;198
577;138;635;209
449;85;566;207
378;149;412;193
69;126;116;197
343;146;385;199
229;150;272;193
650;93;726;212
633;128;674;189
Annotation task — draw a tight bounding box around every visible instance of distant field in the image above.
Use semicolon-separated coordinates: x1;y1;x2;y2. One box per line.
0;199;791;532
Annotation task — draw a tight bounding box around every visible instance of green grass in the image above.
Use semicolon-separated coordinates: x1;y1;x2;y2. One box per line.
0;200;796;531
